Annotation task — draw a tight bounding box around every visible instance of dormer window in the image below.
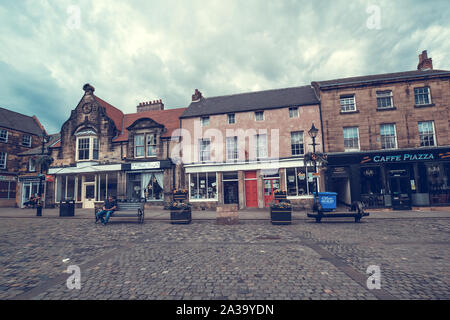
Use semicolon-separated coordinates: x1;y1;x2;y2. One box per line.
146;134;157;157
75;129;99;161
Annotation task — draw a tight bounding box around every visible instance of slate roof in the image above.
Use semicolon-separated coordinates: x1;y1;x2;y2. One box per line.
113;108;187;142
0;107;45;135
180;85;319;118
18;133;61;156
315;69;450;88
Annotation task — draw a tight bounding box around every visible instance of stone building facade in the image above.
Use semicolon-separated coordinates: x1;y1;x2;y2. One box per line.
313;51;450;208
179;86;324;210
0;107;46;207
46;84;185;209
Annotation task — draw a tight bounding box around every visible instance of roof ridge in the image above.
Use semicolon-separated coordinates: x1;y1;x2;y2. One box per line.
201;85;312;101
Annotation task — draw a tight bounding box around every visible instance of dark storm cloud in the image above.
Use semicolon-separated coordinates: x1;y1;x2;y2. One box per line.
0;0;449;133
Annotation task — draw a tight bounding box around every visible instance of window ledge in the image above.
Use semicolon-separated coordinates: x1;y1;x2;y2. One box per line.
287;195;314;200
340;110;359;115
376;107;397;112
414;103;435;108
189;199;218;202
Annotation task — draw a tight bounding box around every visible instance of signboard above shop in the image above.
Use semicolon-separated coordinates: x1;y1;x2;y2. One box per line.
131;162;160;170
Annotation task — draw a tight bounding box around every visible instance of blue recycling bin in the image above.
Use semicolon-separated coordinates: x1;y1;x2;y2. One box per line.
314;192;337;212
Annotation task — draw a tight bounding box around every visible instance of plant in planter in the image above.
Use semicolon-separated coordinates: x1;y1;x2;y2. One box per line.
274;189;287;201
270;200;292;225
170;201;192;224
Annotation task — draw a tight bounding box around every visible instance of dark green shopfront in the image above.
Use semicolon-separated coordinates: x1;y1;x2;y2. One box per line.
325;147;450;209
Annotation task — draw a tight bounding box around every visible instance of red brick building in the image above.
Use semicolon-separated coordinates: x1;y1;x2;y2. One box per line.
313;51;450;208
179;86;324;210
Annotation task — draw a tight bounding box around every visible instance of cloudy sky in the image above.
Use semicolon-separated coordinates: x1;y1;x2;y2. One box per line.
0;0;449;133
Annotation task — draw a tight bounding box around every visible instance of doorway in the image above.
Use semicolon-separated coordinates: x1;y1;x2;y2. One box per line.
244;171;258;208
388;169;412;210
263;178;280;207
21;182;40;208
83;182;96;208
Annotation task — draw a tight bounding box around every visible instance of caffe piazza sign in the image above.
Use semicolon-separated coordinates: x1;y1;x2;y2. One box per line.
373;153;434;163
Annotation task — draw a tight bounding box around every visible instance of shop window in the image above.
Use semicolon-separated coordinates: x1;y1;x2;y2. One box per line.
127;172;163;201
291;131;304;156
344;127;360;151
360;167;383;195
380;124;397;149
418;121;436;147
1;181;16;199
427;163;450;204
189;172;217;200
0;130;8;143
285;167;315;196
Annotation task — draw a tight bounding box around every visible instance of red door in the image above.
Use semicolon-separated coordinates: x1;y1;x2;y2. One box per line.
264;179;280;207
245;171;258;208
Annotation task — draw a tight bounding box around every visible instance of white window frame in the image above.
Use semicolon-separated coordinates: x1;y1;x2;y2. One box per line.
134;134;145;158
290;131;304;156
414;87;432;106
227;113;235;124
254;111;264;121
189;172;218;201
380;124;398;149
29;158;36;172
226;136;238;161
199;138;211;162
343;127;360;151
22;135;32;147
0;152;6;169
376;90;394;109
340;95;356;112
0;130;8;143
76;136;99;161
255;134;268;159
289;107;299;118
418;121;436;147
201;116;210;127
284;166;318;198
146;134;157;157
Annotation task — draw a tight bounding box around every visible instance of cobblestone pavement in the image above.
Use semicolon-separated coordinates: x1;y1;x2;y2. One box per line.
0;213;448;300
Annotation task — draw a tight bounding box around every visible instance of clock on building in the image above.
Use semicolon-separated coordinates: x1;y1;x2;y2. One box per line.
82;103;92;114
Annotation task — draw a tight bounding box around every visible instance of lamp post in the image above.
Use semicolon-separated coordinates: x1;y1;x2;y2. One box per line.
308;123;320;209
36;132;49;216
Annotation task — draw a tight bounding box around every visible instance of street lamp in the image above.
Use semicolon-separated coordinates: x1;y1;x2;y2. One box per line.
36;132;49;216
308;123;320;210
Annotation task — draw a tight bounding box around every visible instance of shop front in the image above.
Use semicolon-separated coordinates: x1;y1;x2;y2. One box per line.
0;174;17;207
122;160;174;206
326;147;450;209
184;158;320;210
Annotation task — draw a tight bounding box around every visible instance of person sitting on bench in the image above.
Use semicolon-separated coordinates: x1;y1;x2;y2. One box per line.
96;196;117;225
23;195;36;209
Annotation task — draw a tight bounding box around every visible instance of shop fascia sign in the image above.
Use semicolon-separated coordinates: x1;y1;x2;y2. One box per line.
131;161;160;170
362;152;436;164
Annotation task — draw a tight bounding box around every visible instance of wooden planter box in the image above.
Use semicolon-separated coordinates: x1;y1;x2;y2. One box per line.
170;207;192;224
270;207;292;225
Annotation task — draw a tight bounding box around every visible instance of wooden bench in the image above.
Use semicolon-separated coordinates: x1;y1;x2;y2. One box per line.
307;201;369;223
94;202;145;224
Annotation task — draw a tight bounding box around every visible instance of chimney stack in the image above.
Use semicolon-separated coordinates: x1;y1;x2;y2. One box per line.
136;99;164;112
417;50;433;71
192;89;203;102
